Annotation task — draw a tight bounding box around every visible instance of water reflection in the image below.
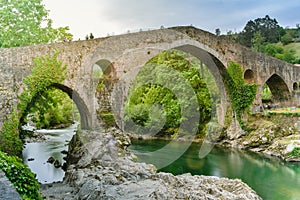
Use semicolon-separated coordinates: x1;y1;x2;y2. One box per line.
129;140;300;200
22;123;77;184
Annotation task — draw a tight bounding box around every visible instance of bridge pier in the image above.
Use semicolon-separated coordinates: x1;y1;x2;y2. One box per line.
293;91;300;107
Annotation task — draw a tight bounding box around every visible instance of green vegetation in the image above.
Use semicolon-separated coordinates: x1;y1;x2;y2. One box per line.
0;110;23;156
226;62;257;130
285;42;300;58
237;15;282;48
262;43;299;64
0;151;42;200
0;51;72;156
124;50;215;137
290;147;300;157
262;84;272;102
0;0;72;48
228;15;300;64
268;108;300;117
100;111;116;128
29;89;75;129
18;51;68;127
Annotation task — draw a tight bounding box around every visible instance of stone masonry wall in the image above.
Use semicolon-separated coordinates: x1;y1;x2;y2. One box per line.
0;26;299;128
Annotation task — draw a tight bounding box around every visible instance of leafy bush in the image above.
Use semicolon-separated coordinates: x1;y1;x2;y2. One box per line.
100;111;116;127
290;147;300;157
124;50;214;137
0;151;42;199
0;111;23;156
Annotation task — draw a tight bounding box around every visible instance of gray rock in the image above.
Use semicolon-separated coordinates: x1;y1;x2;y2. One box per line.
62;128;262;200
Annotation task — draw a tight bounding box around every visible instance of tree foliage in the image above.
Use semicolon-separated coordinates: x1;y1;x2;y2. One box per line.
237;15;281;47
0;110;22;156
0;51;71;155
262;43;298;64
124;50;214;137
18;51;67;124
0;0;72;48
29;89;75;129
234;15;300;64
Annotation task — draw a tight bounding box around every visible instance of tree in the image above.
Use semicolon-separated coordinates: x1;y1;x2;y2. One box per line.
281;32;293;45
0;0;72;48
237;15;281;47
263;43;297;64
124;50;213;137
297;24;300;39
252;32;265;52
215;28;221;36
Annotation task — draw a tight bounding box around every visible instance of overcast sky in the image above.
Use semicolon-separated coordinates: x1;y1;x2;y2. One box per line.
43;0;300;40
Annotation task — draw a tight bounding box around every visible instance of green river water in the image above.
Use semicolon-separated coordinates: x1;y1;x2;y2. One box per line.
129;139;300;200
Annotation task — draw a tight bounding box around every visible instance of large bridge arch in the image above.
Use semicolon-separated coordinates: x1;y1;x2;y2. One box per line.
82;32;230;128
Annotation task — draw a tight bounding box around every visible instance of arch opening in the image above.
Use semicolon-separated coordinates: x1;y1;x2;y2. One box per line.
293;82;298;91
123;45;227;137
263;74;291;106
93;59;117;128
93;59;116;90
21;83;92;184
21;83;91;130
116;44;229;168
244;69;255;84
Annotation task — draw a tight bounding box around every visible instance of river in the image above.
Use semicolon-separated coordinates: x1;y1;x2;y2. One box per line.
22;123;78;184
22;125;300;199
129;139;300;200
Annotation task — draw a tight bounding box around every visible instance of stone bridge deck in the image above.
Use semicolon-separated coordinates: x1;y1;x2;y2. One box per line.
0;26;299;129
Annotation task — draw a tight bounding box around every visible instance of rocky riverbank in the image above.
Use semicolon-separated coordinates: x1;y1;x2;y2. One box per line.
221;115;300;162
40;127;262;200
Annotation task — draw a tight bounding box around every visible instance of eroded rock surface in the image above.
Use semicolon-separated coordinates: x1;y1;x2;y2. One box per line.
44;128;262;200
222;116;300;162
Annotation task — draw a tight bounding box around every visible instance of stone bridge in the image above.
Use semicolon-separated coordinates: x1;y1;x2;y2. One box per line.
0;26;299;130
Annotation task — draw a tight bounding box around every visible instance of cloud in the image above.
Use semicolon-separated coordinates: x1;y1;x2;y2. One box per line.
43;0;300;38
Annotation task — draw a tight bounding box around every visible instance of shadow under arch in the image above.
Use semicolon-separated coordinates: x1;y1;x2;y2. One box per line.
244;69;255;84
293;82;298;91
264;73;291;104
20;83;92;130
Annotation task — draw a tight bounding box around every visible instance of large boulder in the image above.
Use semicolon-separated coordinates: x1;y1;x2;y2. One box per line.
63;128;262;200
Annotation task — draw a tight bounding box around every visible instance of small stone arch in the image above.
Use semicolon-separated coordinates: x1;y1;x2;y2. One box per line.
92;59;118;127
19;83;92;129
264;74;291;104
244;69;255;84
293;82;298;91
93;59;117;90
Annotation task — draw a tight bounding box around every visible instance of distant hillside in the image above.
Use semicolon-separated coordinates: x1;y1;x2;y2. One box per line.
284;42;300;57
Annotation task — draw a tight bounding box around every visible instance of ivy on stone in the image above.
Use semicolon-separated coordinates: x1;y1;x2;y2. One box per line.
0;151;42;199
226;62;257;130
